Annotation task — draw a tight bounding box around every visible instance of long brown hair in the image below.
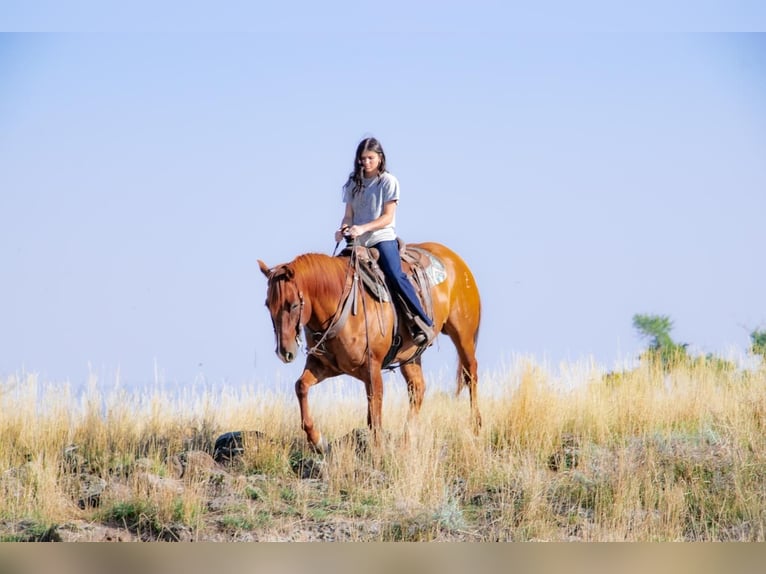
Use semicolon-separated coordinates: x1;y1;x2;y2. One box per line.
347;137;387;195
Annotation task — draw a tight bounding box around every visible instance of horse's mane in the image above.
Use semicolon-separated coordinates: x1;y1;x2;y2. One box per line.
290;253;348;299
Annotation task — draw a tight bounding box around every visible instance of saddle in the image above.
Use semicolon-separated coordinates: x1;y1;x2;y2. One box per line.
337;239;442;365
341;239;435;316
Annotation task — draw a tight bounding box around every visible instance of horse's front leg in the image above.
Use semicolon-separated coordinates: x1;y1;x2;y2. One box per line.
364;362;385;446
400;360;425;419
295;360;329;453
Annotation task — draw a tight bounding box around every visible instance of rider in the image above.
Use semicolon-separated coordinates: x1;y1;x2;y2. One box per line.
334;137;434;345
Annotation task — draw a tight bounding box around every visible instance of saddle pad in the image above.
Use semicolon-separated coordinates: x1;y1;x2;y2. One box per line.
424;253;447;286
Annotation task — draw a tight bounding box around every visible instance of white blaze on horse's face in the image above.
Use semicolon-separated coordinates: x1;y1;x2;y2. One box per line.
266;274;303;364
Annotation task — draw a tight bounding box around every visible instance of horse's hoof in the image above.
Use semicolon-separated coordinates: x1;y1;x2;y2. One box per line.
313;435;330;456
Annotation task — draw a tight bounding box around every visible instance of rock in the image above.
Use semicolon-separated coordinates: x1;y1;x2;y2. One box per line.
5;520;62;542
167;450;220;481
135;471;184;496
71;473;107;509
57;521;136;542
213;431;266;464
330;427;392;457
61;444;89;474
547;433;581;471
290;453;325;479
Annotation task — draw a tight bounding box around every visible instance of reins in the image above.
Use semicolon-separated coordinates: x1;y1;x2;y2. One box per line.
352;241;375;372
300;237;422;373
305;238;382;374
302;246;357;357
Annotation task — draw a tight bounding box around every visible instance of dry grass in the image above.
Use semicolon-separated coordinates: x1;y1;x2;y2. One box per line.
1;359;765;541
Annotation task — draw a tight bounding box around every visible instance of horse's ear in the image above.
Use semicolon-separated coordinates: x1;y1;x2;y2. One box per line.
257;260;271;278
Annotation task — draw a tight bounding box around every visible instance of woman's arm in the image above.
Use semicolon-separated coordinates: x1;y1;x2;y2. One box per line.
335;203;355;242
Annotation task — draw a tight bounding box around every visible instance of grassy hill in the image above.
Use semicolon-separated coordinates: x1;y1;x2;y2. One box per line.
1;358;765;541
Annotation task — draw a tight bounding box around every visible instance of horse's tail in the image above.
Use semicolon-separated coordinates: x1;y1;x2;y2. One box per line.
456;364;466;397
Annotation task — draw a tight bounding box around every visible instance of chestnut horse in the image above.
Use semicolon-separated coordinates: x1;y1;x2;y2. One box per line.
257;241;481;451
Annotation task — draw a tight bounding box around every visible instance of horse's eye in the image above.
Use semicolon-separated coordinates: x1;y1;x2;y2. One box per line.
290;303;300;311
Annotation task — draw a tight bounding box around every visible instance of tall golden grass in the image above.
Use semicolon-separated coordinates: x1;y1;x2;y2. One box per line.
1;358;765;541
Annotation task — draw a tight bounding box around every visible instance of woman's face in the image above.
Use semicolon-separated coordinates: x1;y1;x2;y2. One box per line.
359;150;381;176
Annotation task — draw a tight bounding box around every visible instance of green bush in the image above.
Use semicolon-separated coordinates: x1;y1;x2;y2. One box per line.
751;329;766;360
633;314;690;370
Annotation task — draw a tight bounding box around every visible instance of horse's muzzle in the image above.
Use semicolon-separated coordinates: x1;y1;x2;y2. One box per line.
276;341;298;363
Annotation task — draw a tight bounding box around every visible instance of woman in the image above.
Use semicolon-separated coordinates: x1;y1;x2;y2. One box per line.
334;137;434;345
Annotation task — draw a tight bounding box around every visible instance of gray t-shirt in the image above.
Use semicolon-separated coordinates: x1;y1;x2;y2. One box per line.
342;172;400;247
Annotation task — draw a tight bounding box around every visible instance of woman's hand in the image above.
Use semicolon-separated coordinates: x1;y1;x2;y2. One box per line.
335;224;352;242
335;224;363;242
345;225;364;239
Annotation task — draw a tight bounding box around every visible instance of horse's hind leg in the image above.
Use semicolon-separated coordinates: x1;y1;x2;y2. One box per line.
443;323;482;433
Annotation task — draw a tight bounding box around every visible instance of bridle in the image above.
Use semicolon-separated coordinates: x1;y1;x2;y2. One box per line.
269;270;305;353
303;247;359;357
268;243;397;371
268;260;353;358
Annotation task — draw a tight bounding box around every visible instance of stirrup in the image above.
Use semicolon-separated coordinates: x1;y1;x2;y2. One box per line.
409;316;434;345
411;329;428;345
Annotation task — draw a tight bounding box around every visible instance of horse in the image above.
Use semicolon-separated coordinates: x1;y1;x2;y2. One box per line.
257;241;481;452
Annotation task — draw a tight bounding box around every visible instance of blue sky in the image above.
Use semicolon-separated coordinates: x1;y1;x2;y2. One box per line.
1;18;765;391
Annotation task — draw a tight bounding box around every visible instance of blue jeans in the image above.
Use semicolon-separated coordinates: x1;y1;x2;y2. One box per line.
374;239;433;327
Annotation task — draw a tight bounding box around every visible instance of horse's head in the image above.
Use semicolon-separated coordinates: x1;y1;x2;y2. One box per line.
258;259;305;363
